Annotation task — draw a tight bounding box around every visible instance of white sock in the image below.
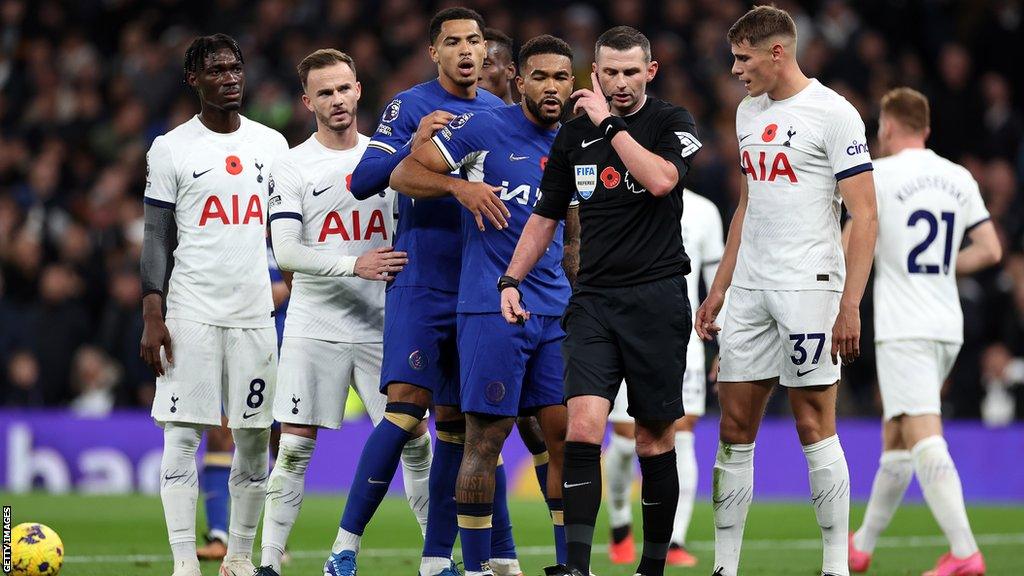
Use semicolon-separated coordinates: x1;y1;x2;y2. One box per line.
712;441;754;576
260;433;315;571
332;528;361;554
227;427;270;560
912;435;979;558
803;435;850;576
854;450;912;553
604;432;636;530
490;557;520;575
160;422;203;573
419;556;452;576
671;430;697;546
401;432;432;537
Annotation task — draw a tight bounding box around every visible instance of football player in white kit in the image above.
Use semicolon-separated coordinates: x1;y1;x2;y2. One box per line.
848;88;1000;576
140;34;289;576
254;49;433;576
604;189;723;568
694;7;878;576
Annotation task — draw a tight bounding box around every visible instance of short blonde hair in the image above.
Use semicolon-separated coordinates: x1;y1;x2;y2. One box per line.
297;49;356;89
727;5;797;47
881;87;930;133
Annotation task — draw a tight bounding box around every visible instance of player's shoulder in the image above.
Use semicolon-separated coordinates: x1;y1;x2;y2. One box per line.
808;80;860;117
735;94;769;125
242;115;288;148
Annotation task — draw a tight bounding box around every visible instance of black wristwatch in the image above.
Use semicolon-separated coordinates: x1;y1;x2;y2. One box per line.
599;115;627;139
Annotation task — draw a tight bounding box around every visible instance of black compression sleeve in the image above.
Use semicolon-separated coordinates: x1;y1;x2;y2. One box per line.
140;202;177;297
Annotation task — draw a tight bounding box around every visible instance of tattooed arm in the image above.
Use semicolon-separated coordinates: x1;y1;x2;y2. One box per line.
562;205;580;287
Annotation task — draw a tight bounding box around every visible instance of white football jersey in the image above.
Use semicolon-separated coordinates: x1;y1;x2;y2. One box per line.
145;115;288;328
682;189;725;359
733;79;873;292
872;148;990;343
268;133;393;343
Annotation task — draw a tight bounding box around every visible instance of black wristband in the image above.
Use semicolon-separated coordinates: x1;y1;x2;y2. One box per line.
598;115;628;139
497;274;520;293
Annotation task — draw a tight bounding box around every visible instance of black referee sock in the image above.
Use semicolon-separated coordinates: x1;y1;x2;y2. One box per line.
563;441;602;574
637;449;679;576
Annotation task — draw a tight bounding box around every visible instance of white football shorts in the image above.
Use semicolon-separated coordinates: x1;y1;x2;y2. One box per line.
717;287;841;388
273;336;387;429
152;318;277;428
876;339;960;420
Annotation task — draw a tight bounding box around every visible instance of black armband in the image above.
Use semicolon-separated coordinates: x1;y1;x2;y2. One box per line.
599;115;628;139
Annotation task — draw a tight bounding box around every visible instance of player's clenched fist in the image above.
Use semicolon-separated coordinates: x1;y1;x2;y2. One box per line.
831;301;861;365
695;289;725;341
354;246;408;281
140;312;173;376
571;72;612;126
453;180;510;231
411;110;455;149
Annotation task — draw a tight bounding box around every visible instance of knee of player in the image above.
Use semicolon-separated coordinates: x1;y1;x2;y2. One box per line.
385;381;432;408
565;417;605;444
793;415;830;444
719;416;757;445
384;401;428;433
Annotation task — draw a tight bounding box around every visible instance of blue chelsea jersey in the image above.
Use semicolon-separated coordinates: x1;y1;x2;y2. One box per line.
363;79;504;292
431;104;571;316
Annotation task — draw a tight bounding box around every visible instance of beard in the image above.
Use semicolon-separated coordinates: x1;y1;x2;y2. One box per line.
525;95;562;126
318;109;353;132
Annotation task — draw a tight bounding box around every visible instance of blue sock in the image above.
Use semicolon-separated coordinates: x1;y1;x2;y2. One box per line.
457;502;493;573
202;452;231;539
533;451;550;500
423;420;464;559
548;497;567;565
340;402;423;535
490;460;516;560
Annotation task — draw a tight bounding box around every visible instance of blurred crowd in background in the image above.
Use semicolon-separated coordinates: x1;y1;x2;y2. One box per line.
0;0;1022;423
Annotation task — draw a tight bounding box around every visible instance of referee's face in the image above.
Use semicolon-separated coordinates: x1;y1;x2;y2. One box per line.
594;46;656;115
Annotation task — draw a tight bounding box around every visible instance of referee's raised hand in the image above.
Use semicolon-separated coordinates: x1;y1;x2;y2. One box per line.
452;180;510;231
571;72;612;125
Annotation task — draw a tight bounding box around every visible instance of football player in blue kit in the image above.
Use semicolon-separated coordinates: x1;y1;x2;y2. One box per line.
326;7;522;576
391;35;578;576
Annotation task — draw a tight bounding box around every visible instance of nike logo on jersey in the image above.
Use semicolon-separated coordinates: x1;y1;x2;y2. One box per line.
581;138;604;148
739;133;752;142
563;481;592;489
242;411;260;419
797;367;819;377
313;185;332;197
368;478;388;485
192;168;213;178
509;153;529;161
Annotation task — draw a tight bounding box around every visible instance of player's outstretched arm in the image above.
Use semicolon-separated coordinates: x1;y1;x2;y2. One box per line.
270;216;405;280
834;170;878;364
501;214;559;324
696;178;748;341
139;202;176;376
350;111;455;200
390;134;509;231
957;220;1002;276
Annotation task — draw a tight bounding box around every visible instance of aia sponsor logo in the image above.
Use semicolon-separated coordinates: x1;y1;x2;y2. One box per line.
199;195;264;225
741;150;797;183
318;209;388;242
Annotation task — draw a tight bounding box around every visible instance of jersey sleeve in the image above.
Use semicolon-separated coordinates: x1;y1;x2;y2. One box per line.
654;107;702;180
825;101;873;181
963;175;991;232
533;128;575;220
367;96;418;155
144;137;179;209
431;112;487;171
267;157;304;223
351;94;421;199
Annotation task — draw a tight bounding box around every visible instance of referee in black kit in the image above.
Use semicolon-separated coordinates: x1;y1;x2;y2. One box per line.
498;26;701;576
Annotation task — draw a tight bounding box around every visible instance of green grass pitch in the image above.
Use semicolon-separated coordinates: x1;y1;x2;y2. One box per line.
3;493;1022;575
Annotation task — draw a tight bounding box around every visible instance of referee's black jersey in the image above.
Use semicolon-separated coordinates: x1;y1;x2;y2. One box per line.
533;96;702;287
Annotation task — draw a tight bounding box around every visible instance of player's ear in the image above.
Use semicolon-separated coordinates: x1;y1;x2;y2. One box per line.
354;81;362;102
429;45;439;64
185;71;198;88
647;59;659;82
515;74;525;94
301;93;314;113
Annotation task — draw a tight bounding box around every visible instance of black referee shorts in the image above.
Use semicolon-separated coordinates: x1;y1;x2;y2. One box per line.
560;274;691;422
